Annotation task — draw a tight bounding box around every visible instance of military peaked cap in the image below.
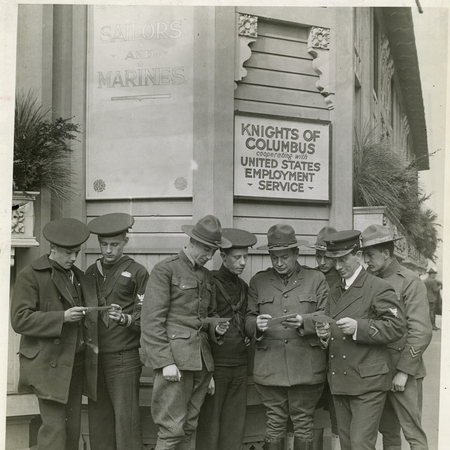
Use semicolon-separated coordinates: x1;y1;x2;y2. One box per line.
324;230;361;258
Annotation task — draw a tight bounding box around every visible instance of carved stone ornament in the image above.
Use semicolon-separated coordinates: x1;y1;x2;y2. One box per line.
307;27;334;110
235;14;258;89
11;191;40;266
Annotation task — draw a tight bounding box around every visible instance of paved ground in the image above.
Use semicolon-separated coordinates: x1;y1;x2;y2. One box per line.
375;315;441;449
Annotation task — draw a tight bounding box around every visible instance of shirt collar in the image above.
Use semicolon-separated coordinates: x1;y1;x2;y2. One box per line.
344;265;363;289
182;247;197;269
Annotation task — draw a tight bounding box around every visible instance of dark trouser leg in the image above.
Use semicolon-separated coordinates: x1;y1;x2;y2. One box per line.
429;303;437;328
263;437;286;450
379;394;402;449
333;391;387;450
289;383;323;441
390;378;429;449
38;354;84;450
255;383;289;440
152;366;212;450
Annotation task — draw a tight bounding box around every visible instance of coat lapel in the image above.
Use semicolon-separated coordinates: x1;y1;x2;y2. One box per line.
330;269;367;318
51;270;76;307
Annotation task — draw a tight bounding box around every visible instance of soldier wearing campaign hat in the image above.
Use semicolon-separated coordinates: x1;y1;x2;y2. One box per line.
315;229;405;450
10;218;98;450
142;215;231;450
85;212;149;450
245;223;329;450
361;224;432;450
196;228;257;450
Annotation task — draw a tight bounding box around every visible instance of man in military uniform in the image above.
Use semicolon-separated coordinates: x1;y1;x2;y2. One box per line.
315;230;405;450
85;213;149;450
361;224;432;450
142;215;231;450
11;218;97;450
245;223;329;450
424;267;442;331
196;228;257;450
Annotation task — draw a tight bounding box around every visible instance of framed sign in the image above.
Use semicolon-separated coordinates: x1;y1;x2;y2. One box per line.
86;6;194;199
234;113;331;202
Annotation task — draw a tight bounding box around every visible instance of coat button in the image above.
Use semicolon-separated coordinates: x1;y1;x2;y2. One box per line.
283;294;288;298
330;355;334;358
50;361;57;368
343;355;346;359
344;371;347;375
53;339;60;345
332;371;336;375
87;338;92;344
284;340;288;344
342;337;346;340
284;309;287;313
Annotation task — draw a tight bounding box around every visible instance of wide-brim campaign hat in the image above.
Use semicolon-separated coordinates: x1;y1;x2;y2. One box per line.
43;218;90;248
310;226;338;251
324;230;361;258
427;267;438;274
88;213;135;236
258;223;308;250
182;215;232;249
221;228;257;249
360;224;403;248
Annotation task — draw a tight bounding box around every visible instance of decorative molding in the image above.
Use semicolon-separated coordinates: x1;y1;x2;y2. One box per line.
11;191;40;266
235;14;258;89
307;27;334;110
379;35;395;123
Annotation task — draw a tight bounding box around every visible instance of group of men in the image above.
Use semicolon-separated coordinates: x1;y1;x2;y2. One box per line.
11;212;434;450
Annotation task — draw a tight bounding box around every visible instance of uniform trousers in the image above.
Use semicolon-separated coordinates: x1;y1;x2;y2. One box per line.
333;390;387;450
379;378;428;450
196;364;248;450
88;348;142;450
37;352;84;450
255;382;324;441
152;364;212;450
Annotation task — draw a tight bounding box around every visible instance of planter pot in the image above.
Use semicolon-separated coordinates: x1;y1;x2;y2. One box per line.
11;191;40;266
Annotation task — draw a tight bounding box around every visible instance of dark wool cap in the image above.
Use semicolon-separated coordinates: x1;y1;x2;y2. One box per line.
221;228;257;249
43;218;90;248
88;213;135;236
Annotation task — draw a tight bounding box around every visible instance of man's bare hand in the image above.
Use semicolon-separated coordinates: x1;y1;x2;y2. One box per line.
207;377;215;395
162;364;182;382
391;371;408;392
336;317;357;335
64;306;86;323
256;314;272;332
282;314;303;329
215;321;230;335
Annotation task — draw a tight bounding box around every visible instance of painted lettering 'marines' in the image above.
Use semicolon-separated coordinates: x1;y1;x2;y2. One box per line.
98;67;186;88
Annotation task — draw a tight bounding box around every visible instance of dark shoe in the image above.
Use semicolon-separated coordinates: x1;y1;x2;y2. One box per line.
263;437;285;450
293;436;315;450
433;326;440;331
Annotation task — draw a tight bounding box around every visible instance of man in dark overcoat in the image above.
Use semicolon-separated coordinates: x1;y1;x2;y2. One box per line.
196;227;257;450
85;213;150;450
361;224;432;450
245;223;329;450
10;218;98;450
141;215;231;450
315;230;405;450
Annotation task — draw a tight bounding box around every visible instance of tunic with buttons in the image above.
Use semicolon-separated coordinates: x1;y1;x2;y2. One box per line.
10;255;98;403
379;258;432;379
141;250;222;373
245;263;329;386
325;268;405;396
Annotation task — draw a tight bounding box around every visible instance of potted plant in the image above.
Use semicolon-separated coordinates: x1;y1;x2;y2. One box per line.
12;89;81;250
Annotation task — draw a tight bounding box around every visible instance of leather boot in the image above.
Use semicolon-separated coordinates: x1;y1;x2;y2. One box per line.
293;436;315;450
263;437;286;450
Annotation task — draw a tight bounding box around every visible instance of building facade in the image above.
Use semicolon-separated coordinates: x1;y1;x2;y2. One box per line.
8;5;429;449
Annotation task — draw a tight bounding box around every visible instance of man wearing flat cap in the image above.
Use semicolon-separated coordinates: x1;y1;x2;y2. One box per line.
196;228;257;450
311;225;340;450
361;224;432;450
10;218;98;450
142;214;231;450
245;223;329;450
85;212;149;450
315;230;405;450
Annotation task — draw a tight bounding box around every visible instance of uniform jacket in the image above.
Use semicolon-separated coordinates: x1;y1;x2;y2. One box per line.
141;250;222;372
10;255;98;404
245;263;329;386
424;277;442;304
85;256;149;353
379;259;432;379
325;267;405;396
